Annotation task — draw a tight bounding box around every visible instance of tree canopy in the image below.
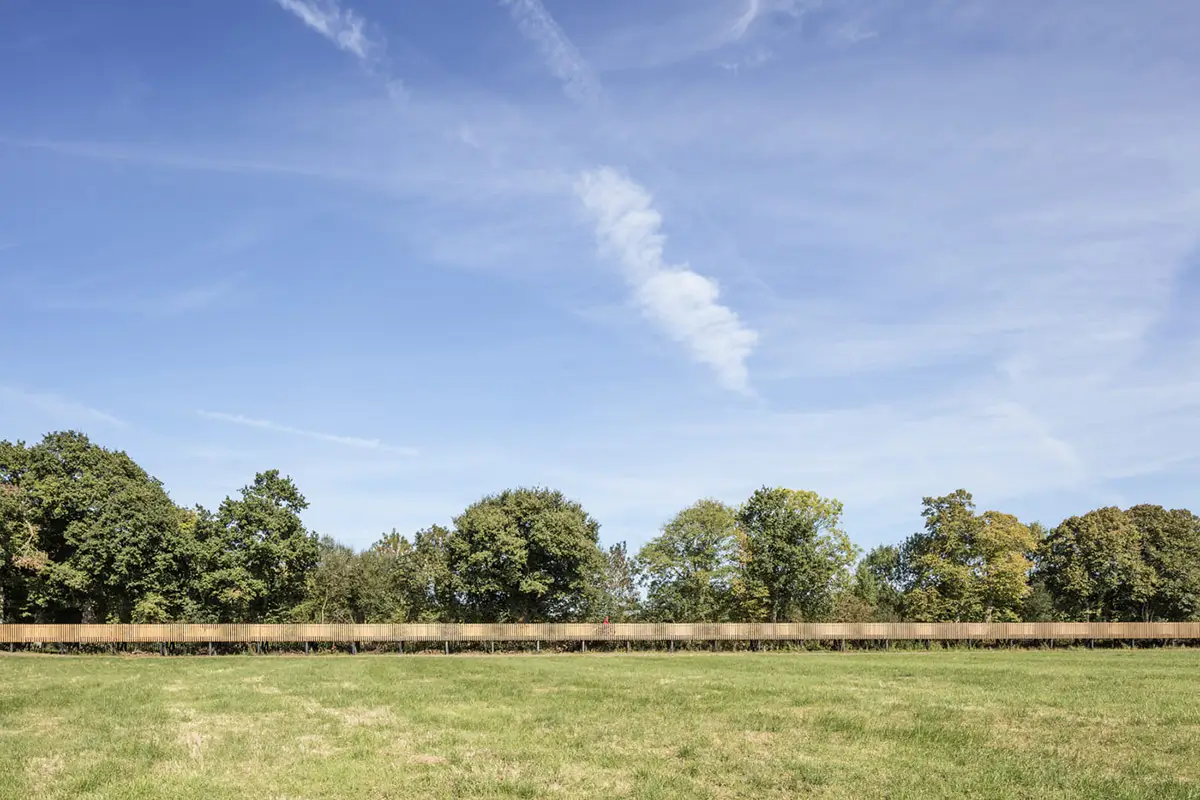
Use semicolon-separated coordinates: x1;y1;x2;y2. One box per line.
735;488;857;622
0;432;188;623
2;430;1198;625
1037;505;1200;622
901;490;1037;622
637;499;738;622
444;487;605;622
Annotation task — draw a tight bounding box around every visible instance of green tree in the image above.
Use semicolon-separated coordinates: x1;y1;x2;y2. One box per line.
194;470;319;622
362;525;458;622
294;537;409;623
594;542;641;621
637;500;737;622
404;525;457;621
1127;505;1200;621
293;537;358;623
843;545;905;621
362;525;457;622
1021;578;1060;622
1037;507;1154;622
1037;505;1200;622
353;548;409;622
901;490;1036;622
734;487;857;622
0;432;189;622
445;487;605;622
371;529;408;557
1;438;36;621
1019;523;1059;621
0;480;37;622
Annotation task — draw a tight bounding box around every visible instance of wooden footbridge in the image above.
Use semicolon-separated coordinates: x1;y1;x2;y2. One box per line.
2;622;1198;653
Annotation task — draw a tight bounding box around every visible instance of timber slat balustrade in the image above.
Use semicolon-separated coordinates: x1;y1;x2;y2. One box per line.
1;622;1199;645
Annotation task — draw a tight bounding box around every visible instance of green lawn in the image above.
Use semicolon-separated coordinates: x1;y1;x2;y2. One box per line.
1;650;1197;799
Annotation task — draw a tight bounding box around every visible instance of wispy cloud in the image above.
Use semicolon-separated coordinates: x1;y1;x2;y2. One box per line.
27;279;240;317
719;47;773;73
583;0;826;73
577;167;759;393
829;20;879;44
723;0;825;70
498;0;759;390
198;411;417;455
6;229;252;318
1;387;125;427
1;136;363;180
501;0;601;105
274;0;383;63
730;0;763;40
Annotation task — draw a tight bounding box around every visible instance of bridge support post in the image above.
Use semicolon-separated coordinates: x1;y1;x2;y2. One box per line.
209;642;215;657
536;640;540;653
669;640;675;653
626;641;631;654
444;641;450;655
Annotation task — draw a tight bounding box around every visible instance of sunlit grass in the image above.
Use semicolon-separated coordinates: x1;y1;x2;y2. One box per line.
1;650;1197;798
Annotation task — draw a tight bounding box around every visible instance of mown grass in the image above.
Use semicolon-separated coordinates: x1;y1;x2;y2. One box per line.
1;649;1197;799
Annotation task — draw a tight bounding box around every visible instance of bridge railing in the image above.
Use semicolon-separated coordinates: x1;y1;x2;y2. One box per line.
2;622;1198;644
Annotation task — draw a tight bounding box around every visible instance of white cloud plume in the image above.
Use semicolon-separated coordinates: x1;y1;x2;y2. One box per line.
0;386;125;427
198;411;417;455
274;0;382;62
730;0;763;40
500;0;601;104
577;167;759;392
730;0;818;41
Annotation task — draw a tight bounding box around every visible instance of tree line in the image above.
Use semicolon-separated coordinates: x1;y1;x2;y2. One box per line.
1;432;1197;625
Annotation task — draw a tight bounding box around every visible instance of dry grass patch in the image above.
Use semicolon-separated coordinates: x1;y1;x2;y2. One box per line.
26;754;64;782
410;753;447;764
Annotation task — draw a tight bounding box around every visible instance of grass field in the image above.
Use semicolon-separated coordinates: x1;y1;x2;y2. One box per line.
1;650;1198;799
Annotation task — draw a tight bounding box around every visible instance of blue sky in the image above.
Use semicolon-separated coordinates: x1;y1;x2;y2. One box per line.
2;0;1198;552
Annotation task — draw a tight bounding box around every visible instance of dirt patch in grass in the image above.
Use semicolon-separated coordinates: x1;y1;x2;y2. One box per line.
296;734;338;757
330;706;395;727
26;754;64;782
411;753;447;765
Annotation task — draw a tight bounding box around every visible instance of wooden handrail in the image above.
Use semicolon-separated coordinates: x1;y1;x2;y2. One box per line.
1;621;1198;643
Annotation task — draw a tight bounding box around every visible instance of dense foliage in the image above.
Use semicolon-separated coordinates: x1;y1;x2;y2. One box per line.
1;431;1198;623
